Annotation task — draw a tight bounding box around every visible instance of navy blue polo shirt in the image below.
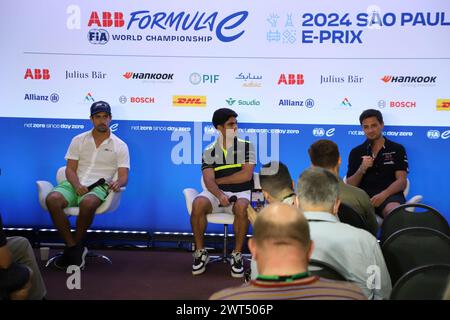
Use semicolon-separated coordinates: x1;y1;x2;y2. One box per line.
347;138;408;197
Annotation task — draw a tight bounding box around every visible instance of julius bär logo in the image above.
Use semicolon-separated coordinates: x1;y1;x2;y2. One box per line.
24;69;50;80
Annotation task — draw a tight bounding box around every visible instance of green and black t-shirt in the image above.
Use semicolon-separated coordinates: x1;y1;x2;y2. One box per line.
201;137;255;192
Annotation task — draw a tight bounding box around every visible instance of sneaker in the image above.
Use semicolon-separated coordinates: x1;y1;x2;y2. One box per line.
67;245;88;269
231;251;244;278
192;249;209;275
53;250;70;270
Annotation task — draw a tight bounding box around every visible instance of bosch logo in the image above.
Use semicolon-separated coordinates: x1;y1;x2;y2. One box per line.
88;29;109;44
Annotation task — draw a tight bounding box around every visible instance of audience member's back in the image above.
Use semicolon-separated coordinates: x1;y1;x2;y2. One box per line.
297;167;391;300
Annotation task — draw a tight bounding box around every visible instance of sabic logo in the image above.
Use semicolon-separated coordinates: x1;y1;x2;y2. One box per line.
88;29;109;44
24;69;50;80
278;74;304;85
88;12;125;28
173;95;206;107
427;130;440;139
437;99;450;111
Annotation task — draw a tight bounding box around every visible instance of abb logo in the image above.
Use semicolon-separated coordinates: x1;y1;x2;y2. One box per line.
88;11;125;27
24;69;50;80
278;74;304;85
173;95;206;107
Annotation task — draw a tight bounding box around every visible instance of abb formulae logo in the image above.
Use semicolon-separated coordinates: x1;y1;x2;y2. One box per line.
278;74;304;85
172;95;206;107
24;69;50;80
88;12;125;27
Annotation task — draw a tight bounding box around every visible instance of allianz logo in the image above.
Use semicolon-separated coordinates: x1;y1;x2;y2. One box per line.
312;128;335;137
427;129;450;140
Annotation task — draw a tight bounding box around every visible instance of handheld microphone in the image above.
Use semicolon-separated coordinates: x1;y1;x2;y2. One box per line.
219;195;238;207
366;143;372;157
87;178;106;191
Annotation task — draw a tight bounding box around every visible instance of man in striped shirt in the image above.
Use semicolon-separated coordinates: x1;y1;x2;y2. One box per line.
191;108;255;278
209;203;366;300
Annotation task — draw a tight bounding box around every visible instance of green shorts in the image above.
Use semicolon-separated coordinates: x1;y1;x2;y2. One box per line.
51;180;109;207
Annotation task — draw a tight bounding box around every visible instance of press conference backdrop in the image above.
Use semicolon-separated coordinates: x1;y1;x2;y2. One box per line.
0;0;449;232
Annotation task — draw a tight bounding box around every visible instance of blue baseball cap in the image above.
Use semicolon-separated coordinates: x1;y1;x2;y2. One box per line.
90;101;111;116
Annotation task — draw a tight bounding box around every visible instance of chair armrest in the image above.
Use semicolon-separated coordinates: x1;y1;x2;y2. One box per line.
183;188;199;215
36;181;54;211
96;188;124;214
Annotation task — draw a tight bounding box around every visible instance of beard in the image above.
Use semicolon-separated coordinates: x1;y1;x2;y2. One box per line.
96;125;108;133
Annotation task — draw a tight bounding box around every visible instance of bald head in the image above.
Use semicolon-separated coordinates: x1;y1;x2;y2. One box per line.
253;203;311;250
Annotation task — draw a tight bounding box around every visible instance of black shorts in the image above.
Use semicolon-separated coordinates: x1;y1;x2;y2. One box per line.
375;192;406;217
0;262;30;299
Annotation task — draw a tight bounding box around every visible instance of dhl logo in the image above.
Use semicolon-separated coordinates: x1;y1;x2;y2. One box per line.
437;99;450;111
173;95;206;107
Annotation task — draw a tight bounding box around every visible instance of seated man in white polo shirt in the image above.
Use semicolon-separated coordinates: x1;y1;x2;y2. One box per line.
45;101;130;269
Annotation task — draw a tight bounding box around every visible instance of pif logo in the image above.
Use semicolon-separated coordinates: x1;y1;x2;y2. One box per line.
88;12;125;27
173;96;206;107
24;69;50;80
278;74;304;85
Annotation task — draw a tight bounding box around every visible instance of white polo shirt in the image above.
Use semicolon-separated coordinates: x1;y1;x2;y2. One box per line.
65;130;130;186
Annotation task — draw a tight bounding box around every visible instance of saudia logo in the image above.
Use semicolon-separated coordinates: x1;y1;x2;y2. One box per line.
87;11;249;43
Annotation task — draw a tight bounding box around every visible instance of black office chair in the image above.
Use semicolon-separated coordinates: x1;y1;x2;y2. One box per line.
338;203;373;235
390;264;450;300
380;203;449;245
308;259;346;281
381;227;450;286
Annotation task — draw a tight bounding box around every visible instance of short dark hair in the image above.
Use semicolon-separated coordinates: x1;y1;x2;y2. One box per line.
212;108;238;128
308;139;340;169
359;109;383;125
259;161;293;198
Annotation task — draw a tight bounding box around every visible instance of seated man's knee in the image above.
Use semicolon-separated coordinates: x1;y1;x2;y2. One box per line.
45;192;66;208
233;199;249;217
79;196;101;212
192;197;211;216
